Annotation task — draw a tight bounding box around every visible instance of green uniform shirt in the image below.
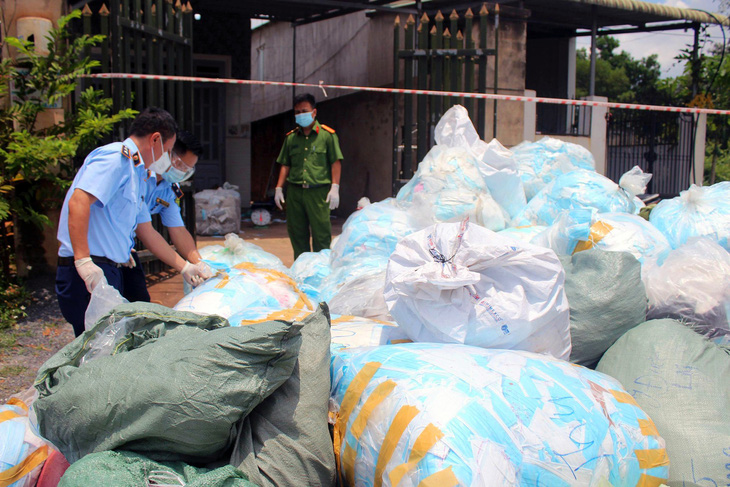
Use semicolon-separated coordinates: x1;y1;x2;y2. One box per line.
276;120;344;186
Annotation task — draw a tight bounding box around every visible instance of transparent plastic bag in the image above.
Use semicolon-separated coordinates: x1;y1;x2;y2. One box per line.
643;238;730;338
649;182;730;250
618;165;652;197
84;281;128;332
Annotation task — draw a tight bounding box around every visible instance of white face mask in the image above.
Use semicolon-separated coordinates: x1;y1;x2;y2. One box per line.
149;136;171;174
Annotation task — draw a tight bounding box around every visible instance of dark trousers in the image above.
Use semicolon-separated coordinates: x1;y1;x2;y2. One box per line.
55;262;124;337
120;252;151;303
286;185;331;260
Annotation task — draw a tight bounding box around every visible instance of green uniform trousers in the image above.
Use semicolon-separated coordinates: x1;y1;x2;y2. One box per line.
286;184;331;259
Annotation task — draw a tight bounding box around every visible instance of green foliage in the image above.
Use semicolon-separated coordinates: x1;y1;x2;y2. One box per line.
0;10;136;228
0;282;30;331
576;36;671;105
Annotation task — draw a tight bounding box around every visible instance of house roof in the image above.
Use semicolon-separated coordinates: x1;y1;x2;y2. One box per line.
190;0;728;28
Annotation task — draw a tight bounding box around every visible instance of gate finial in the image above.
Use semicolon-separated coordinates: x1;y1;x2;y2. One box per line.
435;10;444;22
99;4;110;16
480;4;489;16
450;9;459;20
465;8;474;18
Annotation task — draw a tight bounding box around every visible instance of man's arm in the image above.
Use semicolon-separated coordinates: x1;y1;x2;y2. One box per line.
276;165;290;187
68;189;97;260
168;226;201;263
135;222;187;271
331;160;341;185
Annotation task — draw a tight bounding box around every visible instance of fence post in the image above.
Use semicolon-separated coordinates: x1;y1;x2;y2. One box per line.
692;113;706;186
416;13;429;164
403;14;415;179
464;8;474;117
477;4;488;138
523;89;536;142
392;15;400;196
449;10;459;109
585;95;608;176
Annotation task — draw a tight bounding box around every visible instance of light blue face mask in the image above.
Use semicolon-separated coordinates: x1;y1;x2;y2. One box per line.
295;111;315;127
162;165;189;183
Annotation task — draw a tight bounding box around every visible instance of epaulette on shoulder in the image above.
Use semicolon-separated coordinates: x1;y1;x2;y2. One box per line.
171;183;184;200
286;128;298;136
320;124;336;134
121;145;131;159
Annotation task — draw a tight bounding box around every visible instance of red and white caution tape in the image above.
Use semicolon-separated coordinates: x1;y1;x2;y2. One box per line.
85;72;730;116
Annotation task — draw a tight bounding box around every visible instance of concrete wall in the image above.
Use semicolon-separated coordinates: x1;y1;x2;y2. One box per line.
251;12;395;121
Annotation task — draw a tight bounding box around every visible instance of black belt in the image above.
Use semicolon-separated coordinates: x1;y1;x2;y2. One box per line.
57;255;121;267
289;182;329;189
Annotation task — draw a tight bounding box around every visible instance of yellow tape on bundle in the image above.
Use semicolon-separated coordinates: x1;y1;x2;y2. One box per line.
334;362;382;484
638;419;659;437
236;309;311;326
416;466;459;487
343;444;357;487
233;262;314;310
374;405;420;487
0;410;22;423
573;221;614;254
331;315;396;326
6;398;28;412
610;389;640;407
636;473;667;487
388;423;444;486
0;445;48;487
214;275;230;289
634;449;669;469
351;380;397;440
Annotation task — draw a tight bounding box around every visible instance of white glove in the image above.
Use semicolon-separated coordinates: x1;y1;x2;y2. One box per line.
274;187;285;210
122;253;136;268
195;261;215;281
75;257;106;293
326;183;340;210
181;260;208;287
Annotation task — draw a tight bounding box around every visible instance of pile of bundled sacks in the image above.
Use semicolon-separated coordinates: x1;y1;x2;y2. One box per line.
3;106;729;487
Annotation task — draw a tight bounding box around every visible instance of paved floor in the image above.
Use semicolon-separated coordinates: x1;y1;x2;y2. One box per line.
147;218;344;308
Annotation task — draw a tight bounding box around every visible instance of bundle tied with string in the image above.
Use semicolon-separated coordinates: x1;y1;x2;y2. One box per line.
384;219;571;359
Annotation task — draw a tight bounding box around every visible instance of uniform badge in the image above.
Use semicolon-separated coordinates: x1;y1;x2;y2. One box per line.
172;183;184;200
121;145;131;159
155;197;170;208
132;152;142;167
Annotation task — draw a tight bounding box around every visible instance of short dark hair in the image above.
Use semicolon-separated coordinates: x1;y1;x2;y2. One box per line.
293;93;316;109
173;130;203;157
130;107;178;141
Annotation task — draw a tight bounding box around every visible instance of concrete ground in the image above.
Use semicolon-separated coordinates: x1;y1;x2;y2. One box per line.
147;218;344;308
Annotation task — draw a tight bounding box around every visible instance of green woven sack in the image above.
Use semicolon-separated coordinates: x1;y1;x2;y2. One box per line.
34;303;302;464
560;249;647;368
58;450;258;487
597;319;730;486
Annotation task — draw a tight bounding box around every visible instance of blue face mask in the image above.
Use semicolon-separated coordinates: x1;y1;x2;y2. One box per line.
295;111;315;127
162;165;189;183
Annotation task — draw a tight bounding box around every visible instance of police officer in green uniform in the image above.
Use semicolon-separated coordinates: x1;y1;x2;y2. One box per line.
274;93;343;259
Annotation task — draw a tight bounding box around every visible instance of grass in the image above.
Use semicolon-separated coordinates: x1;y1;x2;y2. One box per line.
0;365;27;377
0;332;18;349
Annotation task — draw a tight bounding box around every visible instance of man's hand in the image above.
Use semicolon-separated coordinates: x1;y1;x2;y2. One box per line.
75;257;106;293
181;261;212;287
326;183;340;210
274;187;285;210
122;254;136;268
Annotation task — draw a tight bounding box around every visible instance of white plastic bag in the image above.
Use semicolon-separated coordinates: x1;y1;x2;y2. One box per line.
618;165;652;197
384;219;571;359
194;184;241;236
643;238;730;338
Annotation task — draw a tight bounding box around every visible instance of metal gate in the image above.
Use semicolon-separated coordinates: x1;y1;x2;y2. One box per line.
606;110;696;197
392;6;499;195
79;1;196;275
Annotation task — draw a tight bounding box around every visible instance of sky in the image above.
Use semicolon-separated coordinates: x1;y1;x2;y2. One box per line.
575;0;728;78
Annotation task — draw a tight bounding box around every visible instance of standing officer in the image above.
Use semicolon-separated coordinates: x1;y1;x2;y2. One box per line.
273;93;343;259
122;130;211;302
56;108;209;336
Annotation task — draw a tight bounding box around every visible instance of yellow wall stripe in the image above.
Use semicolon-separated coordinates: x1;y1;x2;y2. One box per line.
351;380;397;440
333;362;382;483
0;445;48;487
389;423;444;486
374;405;420;487
574;221;614;253
636;473;667;487
416;466;459;487
638;419;659;437
343;444;357;487
610;389;640;407
634;449;670;469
